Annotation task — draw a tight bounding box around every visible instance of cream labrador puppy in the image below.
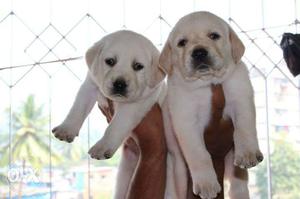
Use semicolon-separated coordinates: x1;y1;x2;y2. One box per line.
160;12;263;199
52;30;165;198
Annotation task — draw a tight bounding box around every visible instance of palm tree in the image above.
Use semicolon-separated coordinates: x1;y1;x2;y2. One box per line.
55;140;85;168
0;95;62;198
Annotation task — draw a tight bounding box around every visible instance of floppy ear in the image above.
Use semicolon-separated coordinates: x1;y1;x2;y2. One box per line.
159;40;173;74
148;49;166;88
229;26;245;63
85;41;104;70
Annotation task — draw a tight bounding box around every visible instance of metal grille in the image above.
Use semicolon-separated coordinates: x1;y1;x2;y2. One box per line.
0;0;299;199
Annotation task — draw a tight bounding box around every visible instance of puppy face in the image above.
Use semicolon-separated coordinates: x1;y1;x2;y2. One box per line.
160;12;245;80
86;30;165;102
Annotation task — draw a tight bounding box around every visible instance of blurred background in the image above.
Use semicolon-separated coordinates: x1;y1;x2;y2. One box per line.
0;0;299;198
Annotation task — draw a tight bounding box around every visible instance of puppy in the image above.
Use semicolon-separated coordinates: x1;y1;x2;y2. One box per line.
160;12;263;199
52;30;166;198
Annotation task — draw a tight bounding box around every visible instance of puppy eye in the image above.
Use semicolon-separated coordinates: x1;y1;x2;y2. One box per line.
105;58;116;67
208;32;221;40
177;39;188;47
132;62;144;71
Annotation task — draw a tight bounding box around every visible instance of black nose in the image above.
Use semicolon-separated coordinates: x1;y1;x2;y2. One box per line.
113;78;127;94
191;48;208;60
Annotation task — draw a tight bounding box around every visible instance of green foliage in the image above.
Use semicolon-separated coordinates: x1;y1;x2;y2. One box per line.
53;141;85;169
0;172;8;185
255;137;300;199
0;95;62;170
0;94;117;173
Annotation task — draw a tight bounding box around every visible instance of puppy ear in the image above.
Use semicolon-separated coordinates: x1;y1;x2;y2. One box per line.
159;41;173;74
229;26;245;63
148;49;166;88
85;41;104;69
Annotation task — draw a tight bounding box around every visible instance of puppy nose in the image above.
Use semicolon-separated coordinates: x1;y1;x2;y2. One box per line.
191;48;208;60
113;78;127;93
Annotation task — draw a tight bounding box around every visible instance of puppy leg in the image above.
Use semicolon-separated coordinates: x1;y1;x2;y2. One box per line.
231;98;263;168
165;154;189;199
223;63;263;168
163;104;188;199
229;91;263;169
52;73;99;142
169;102;221;199
88;98;155;160
224;65;263;169
114;138;139;199
224;150;249;199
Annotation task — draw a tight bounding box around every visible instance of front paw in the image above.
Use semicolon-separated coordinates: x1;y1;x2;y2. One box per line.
192;171;221;199
234;147;263;169
52;123;79;143
88;140;118;160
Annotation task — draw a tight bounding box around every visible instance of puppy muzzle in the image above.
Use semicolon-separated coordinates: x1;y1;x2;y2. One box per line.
111;77;128;97
191;47;213;71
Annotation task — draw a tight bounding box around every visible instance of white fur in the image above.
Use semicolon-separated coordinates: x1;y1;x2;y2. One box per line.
162;98;188;199
52;30;165;199
161;12;262;199
87;81;163;159
114;144;139;199
224;150;250;199
51;73;99;142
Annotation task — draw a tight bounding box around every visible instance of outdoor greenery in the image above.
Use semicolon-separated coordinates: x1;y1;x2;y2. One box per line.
0;94;120;170
0;95;61;170
0;172;7;185
255;136;300;199
0;94;119;198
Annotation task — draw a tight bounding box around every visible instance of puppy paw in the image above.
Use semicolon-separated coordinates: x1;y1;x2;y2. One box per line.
88;140;118;160
192;172;221;199
52;124;79;143
234;148;263;169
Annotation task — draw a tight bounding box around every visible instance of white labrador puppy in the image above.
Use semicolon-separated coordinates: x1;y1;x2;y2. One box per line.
52;30;165;198
160;12;263;199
